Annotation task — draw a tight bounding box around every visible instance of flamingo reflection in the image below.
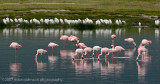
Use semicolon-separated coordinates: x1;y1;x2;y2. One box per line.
10;63;21;77
124;47;136;57
48;56;58;70
101;58;124;77
60;50;74;60
35;55;47;72
73;59;92;74
137;52;151;83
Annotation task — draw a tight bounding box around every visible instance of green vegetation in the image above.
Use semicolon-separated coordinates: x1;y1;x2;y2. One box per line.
0;0;160;28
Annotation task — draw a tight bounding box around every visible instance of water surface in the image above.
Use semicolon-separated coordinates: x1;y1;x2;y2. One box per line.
0;27;160;84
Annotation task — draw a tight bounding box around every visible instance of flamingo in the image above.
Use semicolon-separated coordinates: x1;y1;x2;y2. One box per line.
68;35;79;49
98;47;110;61
84;47;92;58
60;35;68;47
114;46;125;57
111;34;116;47
73;48;84;60
140;39;152;48
92;46;101;57
48;42;59;56
136;46;148;61
9;42;22;62
124;38;136;48
108;45;125;59
76;43;87;49
35;49;47;61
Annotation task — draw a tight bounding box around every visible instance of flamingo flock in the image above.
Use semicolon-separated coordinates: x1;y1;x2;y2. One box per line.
9;34;152;62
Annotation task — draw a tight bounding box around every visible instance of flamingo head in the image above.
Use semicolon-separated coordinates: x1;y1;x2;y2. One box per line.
111;45;114;48
76;39;80;43
43;50;47;53
111;34;116;39
9;45;12;48
148;40;152;45
124;38;128;41
76;44;79;47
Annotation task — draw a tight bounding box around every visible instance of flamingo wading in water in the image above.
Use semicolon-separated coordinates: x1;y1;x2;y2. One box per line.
73;48;84;60
76;43;87;49
136;46;148;61
48;42;59;56
98;47;110;61
124;38;136;48
9;42;22;62
35;49;47;61
84;47;92;58
60;35;68;47
92;46;101;57
68;35;79;49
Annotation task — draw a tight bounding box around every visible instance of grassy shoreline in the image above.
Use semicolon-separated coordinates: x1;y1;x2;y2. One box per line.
0;0;160;28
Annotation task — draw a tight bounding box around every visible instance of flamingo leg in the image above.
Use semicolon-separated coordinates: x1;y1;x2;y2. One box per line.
88;54;89;59
96;51;97;58
64;41;66;47
112;39;114;46
129;43;131;48
79;54;80;59
105;52;107;58
143;53;146;60
105;55;107;59
52;47;53;56
136;53;141;61
15;48;17;63
117;52;119;57
120;51;122;57
81;54;84;59
112;52;114;62
41;54;42;62
72;42;74;50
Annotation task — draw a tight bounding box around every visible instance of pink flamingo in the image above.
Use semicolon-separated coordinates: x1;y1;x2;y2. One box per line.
111;34;116;47
60;35;68;47
35;49;47;61
84;47;92;58
92;46;101;57
48;42;59;56
108;45;125;61
98;47;110;61
114;46;125;57
140;39;152;48
9;42;22;62
76;43;87;49
124;38;136;48
68;35;80;49
146;40;152;48
73;48;84;60
136;46;148;61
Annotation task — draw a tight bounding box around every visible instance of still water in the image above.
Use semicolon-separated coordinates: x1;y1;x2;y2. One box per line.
0;27;159;84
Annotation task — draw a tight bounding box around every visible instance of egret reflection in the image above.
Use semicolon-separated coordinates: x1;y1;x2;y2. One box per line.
155;28;159;39
2;28;127;38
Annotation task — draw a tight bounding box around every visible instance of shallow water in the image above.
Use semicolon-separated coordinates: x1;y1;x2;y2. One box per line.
0;27;160;84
